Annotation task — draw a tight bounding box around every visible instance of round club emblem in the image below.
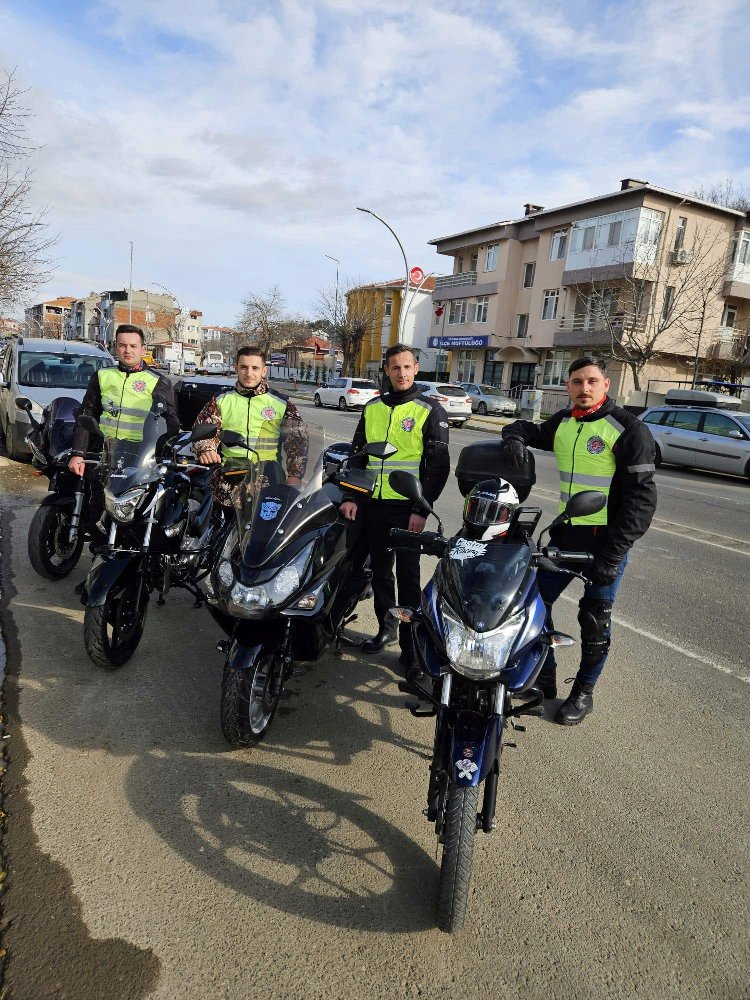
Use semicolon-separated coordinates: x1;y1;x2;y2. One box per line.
587;435;606;454
132;379;146;392
401;417;416;432
261;406;277;420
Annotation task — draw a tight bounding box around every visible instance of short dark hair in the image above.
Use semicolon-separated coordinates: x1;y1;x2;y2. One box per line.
568;355;608;376
115;324;145;344
236;346;266;364
384;343;417;364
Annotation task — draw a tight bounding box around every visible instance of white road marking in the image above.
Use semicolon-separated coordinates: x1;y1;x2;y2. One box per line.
657;483;749;505
561;594;745;680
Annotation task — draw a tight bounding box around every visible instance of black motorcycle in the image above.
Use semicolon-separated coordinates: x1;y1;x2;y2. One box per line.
202;422;394;748
387;445;605;933
17;395;102;580
78;406;218;669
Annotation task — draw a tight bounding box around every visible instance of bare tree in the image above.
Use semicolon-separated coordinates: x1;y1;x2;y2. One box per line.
316;279;378;377
235;285;292;355
689;179;750;213
0;69;55;310
568;219;733;391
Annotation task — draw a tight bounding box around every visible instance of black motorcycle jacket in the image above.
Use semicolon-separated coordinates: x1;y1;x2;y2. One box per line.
502;396;657;562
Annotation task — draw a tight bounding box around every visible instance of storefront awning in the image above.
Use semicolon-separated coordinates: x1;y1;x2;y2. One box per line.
493;346;540;362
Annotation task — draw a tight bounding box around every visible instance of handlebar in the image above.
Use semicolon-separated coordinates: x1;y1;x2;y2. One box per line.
539;547;594;564
389;527;448;557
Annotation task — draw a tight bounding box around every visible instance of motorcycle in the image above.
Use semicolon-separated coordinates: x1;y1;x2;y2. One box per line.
386;448;606;934
78;405;219;669
17;395;103;580
202;421;395;749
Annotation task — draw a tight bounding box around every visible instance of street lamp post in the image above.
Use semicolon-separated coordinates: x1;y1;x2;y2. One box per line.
324;254;340;381
356;207;410;340
152;282;185;375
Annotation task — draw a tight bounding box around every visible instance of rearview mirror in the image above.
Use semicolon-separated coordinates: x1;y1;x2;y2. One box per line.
563;490;606;519
388;470;423;503
15;397;32;412
363;441;398;460
190;422;217;443
220;429;246;448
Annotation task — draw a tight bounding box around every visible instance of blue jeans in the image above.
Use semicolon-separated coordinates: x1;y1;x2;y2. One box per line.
536;553;628;687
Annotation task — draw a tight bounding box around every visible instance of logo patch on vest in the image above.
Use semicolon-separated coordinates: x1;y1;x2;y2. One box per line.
259;498;282;521
586;435;606;454
261;406;277;420
401;417;415;432
132;380;147;392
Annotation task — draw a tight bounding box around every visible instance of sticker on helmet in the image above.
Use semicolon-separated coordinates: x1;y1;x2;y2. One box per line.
131;380;146;392
401;416;415;432
587;435;606;454
261;406;277;420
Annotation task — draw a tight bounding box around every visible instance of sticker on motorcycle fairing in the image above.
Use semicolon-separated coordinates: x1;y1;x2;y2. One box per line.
462;746;474;758
401;417;415;432
456;758;478;780
449;538;488;563
261;406;277;420
586;435;606;454
132;380;147;392
259;500;282;520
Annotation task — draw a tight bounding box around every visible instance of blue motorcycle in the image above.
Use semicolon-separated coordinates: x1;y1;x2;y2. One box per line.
387;443;605;933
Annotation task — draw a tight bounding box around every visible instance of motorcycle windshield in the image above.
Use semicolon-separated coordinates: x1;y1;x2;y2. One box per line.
436;541;533;631
223;419;330;569
101;408;170;496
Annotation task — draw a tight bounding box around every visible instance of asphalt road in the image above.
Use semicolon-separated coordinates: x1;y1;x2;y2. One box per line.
0;404;748;1000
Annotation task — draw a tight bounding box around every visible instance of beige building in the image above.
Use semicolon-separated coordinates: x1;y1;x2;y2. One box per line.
25;297;76;339
429;179;750;404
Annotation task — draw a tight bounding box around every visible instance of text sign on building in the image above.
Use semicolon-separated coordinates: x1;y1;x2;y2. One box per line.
428;335;490;349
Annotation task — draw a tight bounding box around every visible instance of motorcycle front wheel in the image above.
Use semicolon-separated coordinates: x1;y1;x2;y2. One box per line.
28;505;84;579
220;651;282;748
83;577;149;670
436;782;480;934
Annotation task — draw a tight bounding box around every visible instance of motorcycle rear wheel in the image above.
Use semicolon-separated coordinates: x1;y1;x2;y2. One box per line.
220;652;282;748
436;783;480;933
28;505;83;579
84;578;149;669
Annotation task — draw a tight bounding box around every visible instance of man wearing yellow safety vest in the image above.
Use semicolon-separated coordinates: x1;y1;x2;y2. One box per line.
192;346;308;504
69;323;179;471
340;344;450;667
502;356;656;725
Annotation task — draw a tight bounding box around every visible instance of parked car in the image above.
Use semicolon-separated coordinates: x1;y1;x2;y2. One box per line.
458;382;518;416
0;337;115;459
415;381;473;427
313;377;380;411
199;362;232;377
183;361;197;373
639;392;750;480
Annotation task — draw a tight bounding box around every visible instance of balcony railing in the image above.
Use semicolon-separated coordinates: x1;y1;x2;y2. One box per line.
434;271;477;290
553;310;646;346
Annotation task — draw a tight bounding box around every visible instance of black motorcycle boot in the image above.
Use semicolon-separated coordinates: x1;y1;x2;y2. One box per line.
361;625;398;654
555;678;595;725
537;663;557;699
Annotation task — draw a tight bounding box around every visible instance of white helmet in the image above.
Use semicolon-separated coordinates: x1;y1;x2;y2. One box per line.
462;478;520;540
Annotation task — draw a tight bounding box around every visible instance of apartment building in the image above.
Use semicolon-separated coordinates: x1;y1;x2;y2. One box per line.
429;179;750;401
25;297;76;339
346;276;446;380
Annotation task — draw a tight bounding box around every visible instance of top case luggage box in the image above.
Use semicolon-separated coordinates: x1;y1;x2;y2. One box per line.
455;440;536;501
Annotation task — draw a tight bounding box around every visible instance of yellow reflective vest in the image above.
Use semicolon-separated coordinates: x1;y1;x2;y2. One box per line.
363;396;431;500
216;389;287;461
553;413;623;525
97;368;160;442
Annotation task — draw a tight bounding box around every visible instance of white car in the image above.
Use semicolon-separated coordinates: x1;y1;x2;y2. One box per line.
415;381;473;427
314;377;380;411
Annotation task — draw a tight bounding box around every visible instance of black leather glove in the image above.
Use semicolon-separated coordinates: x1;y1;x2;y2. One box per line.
503;437;529;470
588;556;621;587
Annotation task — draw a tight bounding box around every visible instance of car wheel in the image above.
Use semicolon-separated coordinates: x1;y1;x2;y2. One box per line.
313;393;322;407
654;443;662;468
5;420;22;461
477;402;487;416
338;397;348;411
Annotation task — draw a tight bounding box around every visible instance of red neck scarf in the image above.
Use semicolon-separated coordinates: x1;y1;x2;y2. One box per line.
572;396;608;421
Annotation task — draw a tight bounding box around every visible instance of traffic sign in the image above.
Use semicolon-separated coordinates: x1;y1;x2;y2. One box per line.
409;266;425;285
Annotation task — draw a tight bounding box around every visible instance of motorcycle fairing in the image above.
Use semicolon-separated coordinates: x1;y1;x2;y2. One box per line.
435;542;534;632
500;588;548;691
82;552;144;607
446;709;502;787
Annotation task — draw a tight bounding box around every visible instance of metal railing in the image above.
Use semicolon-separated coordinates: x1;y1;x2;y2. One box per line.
434;271;478;290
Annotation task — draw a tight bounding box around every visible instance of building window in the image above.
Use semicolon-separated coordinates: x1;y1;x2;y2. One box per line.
516;313;529;338
607;220;623;247
734;233;750;265
674;216;688;251
448;299;467;324
541;289;559;321
522;262;535;288
722;304;737;329
456;255;464;274
662;285;675;321
457;350;477;382
549;229;568;261
384;297;392;317
542;349;572;387
470;252;479;271
470;296;489;323
485;244;498;271
637;209;664;247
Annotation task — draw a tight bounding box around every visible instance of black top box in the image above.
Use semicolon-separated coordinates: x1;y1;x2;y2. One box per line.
174;376;235;429
455;440;536;502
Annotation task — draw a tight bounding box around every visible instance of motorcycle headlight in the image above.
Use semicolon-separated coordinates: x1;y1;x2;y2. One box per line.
104;486;147;523
442;606;526;681
227;542;314;618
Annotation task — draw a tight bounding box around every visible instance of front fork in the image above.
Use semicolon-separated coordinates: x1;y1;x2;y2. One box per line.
68;477;85;544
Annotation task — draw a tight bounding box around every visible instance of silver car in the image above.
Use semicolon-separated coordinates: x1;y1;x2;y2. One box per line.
0;337;115;459
458;382;518;416
640;404;750;480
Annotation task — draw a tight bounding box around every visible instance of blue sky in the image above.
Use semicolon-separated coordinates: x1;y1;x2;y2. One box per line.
2;0;749;325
